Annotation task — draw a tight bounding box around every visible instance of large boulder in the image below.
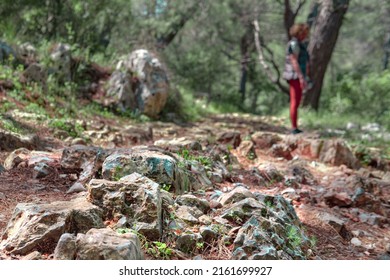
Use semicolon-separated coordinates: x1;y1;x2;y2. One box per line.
54;228;143;260
105;70;136;112
87;173;162;240
112;49;169;118
0;196;104;255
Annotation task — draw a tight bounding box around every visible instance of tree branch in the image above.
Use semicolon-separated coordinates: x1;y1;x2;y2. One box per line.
157;4;200;49
284;0;307;39
294;0;307;17
253;20;289;95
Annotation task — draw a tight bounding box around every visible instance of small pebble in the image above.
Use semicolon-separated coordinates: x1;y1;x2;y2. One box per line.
351;237;362;247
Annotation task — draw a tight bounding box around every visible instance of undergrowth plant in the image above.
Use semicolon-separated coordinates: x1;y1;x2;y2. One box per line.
286;225;302;248
116;228;174;260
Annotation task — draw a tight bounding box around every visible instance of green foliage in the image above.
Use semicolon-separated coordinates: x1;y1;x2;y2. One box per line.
286;225;302;248
112;166;124;181
25;103;47;116
161;183;172;192
147;241;173;260
177;149;213;171
0;116;24;133
80;102;116;119
309;236;317;249
323;70;390;127
0;101;16;114
117;227;173;259
196;242;204;251
49;118;84;138
116;227;133;235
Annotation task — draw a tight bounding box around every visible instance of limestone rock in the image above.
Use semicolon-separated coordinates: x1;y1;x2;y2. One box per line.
17;42;38;64
319;213;350;240
154;137;202;152
176;233;202;254
3;148;30;170
101;148;190;194
284;137;322;159
217;131;241;149
114;49;169;118
67;182;87;194
232;196;310;260
290;165;317;185
188;160;213;191
61;145;111;184
0;197;104;255
351;237;362;247
269;143;292;160
28;151;59;167
251;132;282;149
61;145;108;170
87;173;162;240
175;205;203;224
258;164;284;183
176;194;210;214
221;198;265;224
319;140;361;169
33;162;54;179
122;125;153;145
358;212;387;227
75;228;143;260
54;233;77;260
200;226;219;243
218;186;256;206
105;70;136;112
324;192;353;208
237;140;256;159
352;188;385;216
22;251;42;260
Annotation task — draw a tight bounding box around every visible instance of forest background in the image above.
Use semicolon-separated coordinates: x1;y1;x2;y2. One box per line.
1;0;389;149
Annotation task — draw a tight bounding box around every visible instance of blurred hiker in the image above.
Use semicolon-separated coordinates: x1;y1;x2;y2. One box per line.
283;23;311;135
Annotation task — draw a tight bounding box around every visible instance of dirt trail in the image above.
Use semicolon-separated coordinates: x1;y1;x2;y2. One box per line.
0;114;389;260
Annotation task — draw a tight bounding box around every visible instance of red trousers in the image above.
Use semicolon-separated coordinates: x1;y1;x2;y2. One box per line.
289;79;302;129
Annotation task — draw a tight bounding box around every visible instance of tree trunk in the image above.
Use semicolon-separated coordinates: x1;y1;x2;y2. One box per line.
302;0;349;110
284;0;295;40
239;27;253;102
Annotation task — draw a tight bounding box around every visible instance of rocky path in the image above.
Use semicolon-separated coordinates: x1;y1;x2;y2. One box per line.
0;112;389;260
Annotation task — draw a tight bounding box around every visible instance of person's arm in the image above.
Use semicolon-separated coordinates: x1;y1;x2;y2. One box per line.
289;54;307;90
